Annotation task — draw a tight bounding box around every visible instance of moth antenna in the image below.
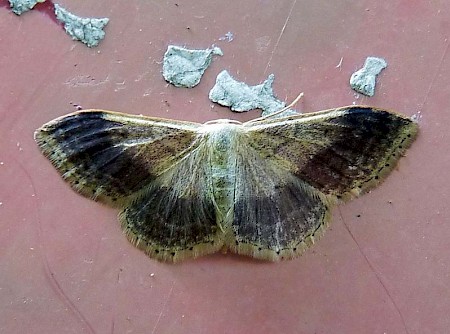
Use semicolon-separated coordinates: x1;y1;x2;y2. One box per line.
246;92;304;124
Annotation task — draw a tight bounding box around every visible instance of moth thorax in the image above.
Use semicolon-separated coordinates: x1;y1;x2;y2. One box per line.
205;123;239;152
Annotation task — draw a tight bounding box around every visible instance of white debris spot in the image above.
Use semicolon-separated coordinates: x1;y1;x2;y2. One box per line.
335;57;343;70
411;110;422;122
9;0;45;15
64;74;110;88
219;31;234;42
162;45;223;88
209;70;298;117
54;4;109;48
350;56;387;96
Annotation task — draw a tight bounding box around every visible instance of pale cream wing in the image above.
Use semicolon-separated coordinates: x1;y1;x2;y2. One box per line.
118;137;228;262
244;106;418;201
35;110;202;207
36;110;227;262
228;138;331;261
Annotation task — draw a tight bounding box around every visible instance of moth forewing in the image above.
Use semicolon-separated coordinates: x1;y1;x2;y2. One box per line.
244;106;418;201
34;110;202;207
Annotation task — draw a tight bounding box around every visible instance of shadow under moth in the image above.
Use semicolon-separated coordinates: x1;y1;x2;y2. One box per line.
35;106;418;262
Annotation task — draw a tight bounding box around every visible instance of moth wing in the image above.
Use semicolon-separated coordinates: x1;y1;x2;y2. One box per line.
35;110;202;207
118;141;224;262
229;140;331;261
244;106;418;201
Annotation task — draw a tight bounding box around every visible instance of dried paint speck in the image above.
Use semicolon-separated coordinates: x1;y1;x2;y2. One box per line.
350;56;387;96
8;0;45;15
54;3;109;48
209;70;298;117
162;45;223;88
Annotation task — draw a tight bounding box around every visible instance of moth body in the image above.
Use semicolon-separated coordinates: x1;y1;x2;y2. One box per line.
202;122;240;233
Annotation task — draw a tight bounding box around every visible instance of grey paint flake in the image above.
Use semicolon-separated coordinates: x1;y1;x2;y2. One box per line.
209;70;297;117
162;45;223;88
350;57;387;97
54;4;109;48
9;0;45;15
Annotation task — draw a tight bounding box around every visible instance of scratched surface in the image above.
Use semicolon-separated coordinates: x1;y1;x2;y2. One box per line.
0;1;449;333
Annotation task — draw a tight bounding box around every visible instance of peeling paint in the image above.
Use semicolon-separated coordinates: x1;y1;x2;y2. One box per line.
54;3;109;48
350;57;387;96
162;45;223;88
8;0;45;15
209;70;297;117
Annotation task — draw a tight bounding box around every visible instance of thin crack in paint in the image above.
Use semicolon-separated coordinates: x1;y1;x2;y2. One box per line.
338;209;410;334
419;40;449;113
151;282;175;334
263;0;297;75
11;153;98;334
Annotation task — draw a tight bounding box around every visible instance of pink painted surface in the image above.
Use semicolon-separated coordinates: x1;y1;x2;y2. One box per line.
1;1;449;333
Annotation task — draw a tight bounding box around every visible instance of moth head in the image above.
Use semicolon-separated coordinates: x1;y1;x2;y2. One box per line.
204;119;242;125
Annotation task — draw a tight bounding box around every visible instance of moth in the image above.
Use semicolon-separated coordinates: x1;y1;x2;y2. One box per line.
35;106;418;262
